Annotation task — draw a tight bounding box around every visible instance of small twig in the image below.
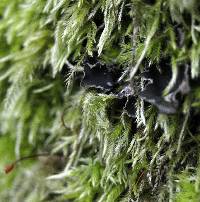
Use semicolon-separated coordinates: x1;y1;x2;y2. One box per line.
130;17;158;79
176;110;190;153
4;153;49;174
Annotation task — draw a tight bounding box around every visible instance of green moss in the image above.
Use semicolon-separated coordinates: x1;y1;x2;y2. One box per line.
0;0;200;201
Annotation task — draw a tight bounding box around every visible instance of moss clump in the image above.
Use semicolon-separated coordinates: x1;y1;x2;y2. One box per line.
1;0;200;201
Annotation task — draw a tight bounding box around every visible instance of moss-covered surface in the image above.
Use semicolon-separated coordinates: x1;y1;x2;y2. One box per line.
1;0;200;201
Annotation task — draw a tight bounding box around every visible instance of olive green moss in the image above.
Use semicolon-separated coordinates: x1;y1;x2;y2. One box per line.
0;0;200;201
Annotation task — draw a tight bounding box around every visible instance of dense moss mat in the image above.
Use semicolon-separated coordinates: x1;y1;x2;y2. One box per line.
1;0;200;201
